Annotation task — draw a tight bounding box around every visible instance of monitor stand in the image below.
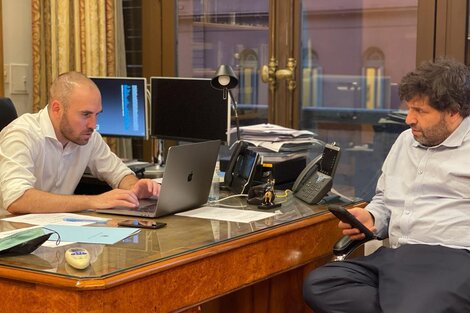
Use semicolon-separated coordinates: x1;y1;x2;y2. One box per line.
155;139;166;166
145;139;166;178
143;164;165;178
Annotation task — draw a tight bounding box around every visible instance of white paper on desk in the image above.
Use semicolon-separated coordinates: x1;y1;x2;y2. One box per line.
231;123;316;138
241;138;318;152
1;213;109;226
176;207;277;223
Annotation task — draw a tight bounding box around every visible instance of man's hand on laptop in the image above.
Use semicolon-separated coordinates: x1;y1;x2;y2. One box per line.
131;179;161;199
93;189;140;210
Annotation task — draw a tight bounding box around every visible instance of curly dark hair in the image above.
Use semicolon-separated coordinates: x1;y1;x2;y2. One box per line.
398;58;470;117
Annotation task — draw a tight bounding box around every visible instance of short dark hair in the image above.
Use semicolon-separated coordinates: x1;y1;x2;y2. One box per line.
398;58;470;117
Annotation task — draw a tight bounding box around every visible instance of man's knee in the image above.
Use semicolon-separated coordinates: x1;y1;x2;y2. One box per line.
303;262;379;313
302;266;332;312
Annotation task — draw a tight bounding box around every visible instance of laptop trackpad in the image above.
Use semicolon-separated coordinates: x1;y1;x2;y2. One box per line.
111;198;158;211
139;198;158;208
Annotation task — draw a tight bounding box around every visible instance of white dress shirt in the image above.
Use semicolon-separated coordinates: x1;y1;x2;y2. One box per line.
0;107;133;210
367;117;470;249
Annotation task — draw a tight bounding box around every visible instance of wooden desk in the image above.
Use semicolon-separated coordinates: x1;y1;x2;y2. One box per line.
0;196;342;313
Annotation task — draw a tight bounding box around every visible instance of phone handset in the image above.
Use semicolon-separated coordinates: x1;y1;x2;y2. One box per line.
224;140;247;187
224;140;260;194
292;155;322;193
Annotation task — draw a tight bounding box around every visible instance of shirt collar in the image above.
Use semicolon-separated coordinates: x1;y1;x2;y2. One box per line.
38;105;80;152
412;116;470;149
38;106;58;141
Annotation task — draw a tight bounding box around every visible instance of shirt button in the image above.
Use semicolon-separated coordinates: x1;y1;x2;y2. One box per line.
404;210;411;215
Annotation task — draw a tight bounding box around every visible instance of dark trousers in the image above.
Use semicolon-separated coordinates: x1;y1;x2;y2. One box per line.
303;244;470;313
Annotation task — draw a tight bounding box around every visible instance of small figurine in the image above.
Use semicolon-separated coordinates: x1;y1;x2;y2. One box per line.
258;178;281;209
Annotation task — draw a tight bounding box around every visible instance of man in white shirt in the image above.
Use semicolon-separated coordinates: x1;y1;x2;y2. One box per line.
0;71;160;214
303;58;470;312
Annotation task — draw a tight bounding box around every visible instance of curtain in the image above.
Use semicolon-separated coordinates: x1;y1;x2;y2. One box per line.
0;2;4;96
31;0;131;157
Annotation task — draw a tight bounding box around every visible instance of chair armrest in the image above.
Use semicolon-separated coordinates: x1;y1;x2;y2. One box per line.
333;235;375;260
331;201;375;260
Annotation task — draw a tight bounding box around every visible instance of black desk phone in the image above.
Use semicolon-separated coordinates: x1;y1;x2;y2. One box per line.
292;143;341;204
224;141;261;194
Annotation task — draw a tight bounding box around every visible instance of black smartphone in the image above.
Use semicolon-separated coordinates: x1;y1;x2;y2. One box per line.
117;219;166;229
328;205;376;239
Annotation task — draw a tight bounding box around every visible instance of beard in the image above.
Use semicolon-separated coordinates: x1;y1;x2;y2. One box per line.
59;114;94;146
411;115;451;147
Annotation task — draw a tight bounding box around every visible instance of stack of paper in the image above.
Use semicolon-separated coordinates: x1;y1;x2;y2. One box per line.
230;123;323;152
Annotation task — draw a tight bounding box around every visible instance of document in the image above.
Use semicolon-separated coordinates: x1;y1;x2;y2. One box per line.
232;123;316;138
228;123;321;152
44;224;140;245
176;207;277;223
244;138;320;152
2;213;110;226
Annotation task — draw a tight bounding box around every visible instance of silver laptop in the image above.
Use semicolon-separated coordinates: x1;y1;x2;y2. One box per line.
97;140;220;218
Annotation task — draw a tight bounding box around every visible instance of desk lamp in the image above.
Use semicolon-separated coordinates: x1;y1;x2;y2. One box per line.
211;65;240;141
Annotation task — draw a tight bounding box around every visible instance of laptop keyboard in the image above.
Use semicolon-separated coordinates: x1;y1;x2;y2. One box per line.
136;199;158;212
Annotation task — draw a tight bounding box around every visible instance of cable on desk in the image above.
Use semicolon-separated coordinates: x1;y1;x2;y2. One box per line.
215;203;249;208
275;189;292;199
213;194;248;202
207;194;248;208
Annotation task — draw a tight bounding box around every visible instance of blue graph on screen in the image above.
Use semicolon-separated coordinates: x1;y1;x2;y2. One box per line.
92;77;147;138
121;84;140;132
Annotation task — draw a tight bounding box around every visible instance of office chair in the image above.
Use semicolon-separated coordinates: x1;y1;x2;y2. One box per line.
0;97;18;131
332;235;378;261
327;203;380;261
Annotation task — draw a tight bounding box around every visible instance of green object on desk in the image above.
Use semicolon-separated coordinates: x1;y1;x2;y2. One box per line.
0;227;52;256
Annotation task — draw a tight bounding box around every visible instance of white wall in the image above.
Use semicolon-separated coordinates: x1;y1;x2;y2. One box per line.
2;0;33;115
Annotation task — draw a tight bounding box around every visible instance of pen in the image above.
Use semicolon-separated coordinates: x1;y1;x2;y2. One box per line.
62;218;108;224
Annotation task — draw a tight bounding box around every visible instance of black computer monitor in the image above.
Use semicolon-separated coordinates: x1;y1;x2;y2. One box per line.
91;77;148;138
150;77;229;143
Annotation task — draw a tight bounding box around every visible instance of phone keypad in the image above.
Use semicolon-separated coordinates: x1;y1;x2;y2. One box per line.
296;172;332;203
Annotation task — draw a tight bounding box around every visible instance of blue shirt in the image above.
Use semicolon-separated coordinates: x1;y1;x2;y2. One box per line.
367;117;470;249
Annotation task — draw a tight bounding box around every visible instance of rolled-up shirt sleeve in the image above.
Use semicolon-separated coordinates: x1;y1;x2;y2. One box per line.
0;126;38;209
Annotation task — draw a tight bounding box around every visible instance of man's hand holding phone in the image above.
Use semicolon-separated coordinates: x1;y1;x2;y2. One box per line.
328;205;376;241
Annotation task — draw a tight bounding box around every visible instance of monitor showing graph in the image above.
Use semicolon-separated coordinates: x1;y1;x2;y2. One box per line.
91;77;147;138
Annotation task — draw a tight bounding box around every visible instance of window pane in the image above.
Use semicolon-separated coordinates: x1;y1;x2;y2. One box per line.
467;8;470;64
300;1;417;200
123;0;143;77
177;0;269;126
